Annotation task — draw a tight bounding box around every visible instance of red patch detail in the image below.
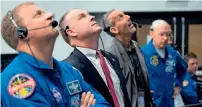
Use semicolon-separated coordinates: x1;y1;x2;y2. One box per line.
8;74;36;99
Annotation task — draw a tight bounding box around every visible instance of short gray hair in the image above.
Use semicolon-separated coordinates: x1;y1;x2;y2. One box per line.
1;2;34;49
101;9;115;36
150;19;169;31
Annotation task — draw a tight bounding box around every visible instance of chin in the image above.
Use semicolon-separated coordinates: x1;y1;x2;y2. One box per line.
95;27;102;33
53;28;59;34
49;30;59;38
160;45;166;49
132;27;136;32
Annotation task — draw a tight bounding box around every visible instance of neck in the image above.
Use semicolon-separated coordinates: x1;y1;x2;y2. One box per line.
73;34;99;50
188;71;195;76
116;34;132;48
17;40;55;68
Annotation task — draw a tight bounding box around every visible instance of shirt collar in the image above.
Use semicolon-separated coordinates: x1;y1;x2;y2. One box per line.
148;40;157;54
18;51;57;70
127;41;136;52
148;40;169;59
76;47;97;59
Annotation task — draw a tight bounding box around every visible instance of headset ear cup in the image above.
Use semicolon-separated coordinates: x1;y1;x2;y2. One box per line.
16;27;28;39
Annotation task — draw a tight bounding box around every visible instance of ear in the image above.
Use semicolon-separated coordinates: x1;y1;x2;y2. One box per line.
66;29;77;37
110;27;119;34
149;30;153;38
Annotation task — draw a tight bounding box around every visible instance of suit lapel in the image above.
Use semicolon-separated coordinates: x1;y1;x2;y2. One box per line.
113;39;137;85
73;48;109;88
132;41;148;82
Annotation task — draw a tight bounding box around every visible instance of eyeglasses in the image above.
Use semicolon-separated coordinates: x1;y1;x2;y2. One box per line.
158;32;172;37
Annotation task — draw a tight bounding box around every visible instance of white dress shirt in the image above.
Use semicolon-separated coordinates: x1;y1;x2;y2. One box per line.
76;47;125;107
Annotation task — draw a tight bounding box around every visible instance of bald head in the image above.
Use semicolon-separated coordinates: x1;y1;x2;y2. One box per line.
59;9;78;30
59;9;101;47
59;9;83;44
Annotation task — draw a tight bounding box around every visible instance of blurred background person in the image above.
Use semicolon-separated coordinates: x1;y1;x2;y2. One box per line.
181;52;199;105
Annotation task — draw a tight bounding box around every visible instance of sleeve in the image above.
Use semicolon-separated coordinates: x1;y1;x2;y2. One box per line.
2;83;51;107
180;75;198;104
175;54;188;87
73;68;111;107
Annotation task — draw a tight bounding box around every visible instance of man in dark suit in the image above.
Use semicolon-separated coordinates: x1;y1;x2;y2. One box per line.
59;9;131;107
101;9;154;107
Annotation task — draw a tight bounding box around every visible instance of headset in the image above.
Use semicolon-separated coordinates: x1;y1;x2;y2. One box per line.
59;26;69;36
9;11;58;40
8;11;28;39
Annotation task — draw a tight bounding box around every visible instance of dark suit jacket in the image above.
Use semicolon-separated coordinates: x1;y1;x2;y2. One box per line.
63;48;131;107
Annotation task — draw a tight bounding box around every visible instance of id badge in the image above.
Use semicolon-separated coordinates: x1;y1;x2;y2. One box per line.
138;92;145;107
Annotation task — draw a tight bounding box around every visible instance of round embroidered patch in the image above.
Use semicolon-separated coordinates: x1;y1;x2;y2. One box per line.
150;55;159;66
183;80;189;87
8;74;36;99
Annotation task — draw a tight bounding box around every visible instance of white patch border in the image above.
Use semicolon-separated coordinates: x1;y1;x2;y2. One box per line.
71;94;80;107
165;65;173;72
66;80;82;95
8;73;36;99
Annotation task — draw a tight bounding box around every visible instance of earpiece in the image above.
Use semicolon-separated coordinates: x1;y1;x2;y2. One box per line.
103;27;110;32
9;11;28;39
60;26;69;36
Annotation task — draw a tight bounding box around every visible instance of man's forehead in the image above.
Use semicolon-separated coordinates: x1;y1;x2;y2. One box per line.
18;4;37;12
189;58;198;61
18;4;41;16
67;9;88;19
108;10;124;20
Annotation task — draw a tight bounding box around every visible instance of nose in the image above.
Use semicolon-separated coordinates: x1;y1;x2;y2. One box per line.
90;15;95;21
193;63;198;68
45;12;54;20
126;15;131;21
163;34;169;41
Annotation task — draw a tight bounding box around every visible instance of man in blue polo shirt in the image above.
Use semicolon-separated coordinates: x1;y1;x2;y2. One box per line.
1;2;110;107
181;52;199;105
141;19;187;107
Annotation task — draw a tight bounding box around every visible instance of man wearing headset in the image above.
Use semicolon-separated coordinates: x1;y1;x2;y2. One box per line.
59;9;131;107
1;2;110;107
141;19;187;107
101;9;154;107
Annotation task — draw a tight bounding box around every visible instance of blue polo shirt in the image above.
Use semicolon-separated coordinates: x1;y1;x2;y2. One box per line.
181;72;198;104
1;52;110;107
141;40;187;107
